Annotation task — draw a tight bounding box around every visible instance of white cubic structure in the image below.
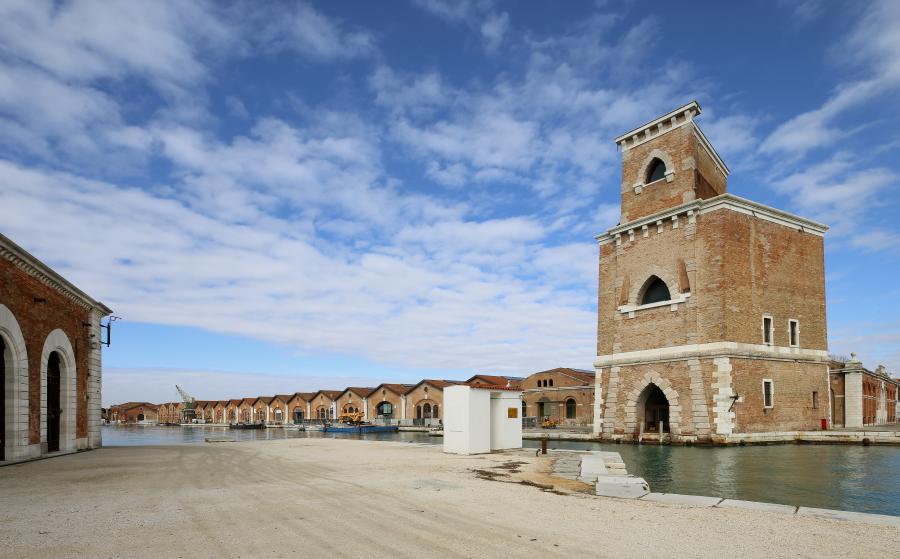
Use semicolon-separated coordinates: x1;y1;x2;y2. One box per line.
443;385;523;455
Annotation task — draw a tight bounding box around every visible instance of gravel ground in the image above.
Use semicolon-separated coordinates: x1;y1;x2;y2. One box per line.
0;438;893;558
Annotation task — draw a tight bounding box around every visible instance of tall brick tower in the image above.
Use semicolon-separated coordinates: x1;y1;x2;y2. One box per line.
593;102;830;443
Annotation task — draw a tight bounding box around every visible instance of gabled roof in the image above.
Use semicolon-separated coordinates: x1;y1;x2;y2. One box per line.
253;396;275;406
367;383;414;398
338;387;374;400
227;399;242;406
215;400;228;407
273;394;293;403
115;402;158;410
287;392;315;404
529;367;595;384
465;375;523;388
407;379;464;392
240;397;255;406
312;390;342;401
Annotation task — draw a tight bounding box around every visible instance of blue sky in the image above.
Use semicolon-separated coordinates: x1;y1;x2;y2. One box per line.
0;1;898;405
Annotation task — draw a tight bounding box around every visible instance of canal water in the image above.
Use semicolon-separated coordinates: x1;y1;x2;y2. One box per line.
102;425;900;517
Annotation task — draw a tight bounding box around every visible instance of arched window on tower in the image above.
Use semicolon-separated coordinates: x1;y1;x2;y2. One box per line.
640;276;671;305
646;158;666;183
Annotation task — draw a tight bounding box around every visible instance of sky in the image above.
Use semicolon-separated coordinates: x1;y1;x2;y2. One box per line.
0;1;898;406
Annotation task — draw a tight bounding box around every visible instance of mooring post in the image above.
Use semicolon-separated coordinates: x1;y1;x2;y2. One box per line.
540;437;547;455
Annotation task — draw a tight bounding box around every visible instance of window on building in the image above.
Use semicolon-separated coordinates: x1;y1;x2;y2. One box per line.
812;391;818;409
641;276;671;305
565;398;576;419
646;158;666;183
763;316;773;345
416;405;422;419
789;320;799;347
549;379;554;387
432;404;438;417
763;380;774;408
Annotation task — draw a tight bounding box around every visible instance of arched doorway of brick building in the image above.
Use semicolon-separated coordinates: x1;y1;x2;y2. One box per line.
46;351;62;452
637;384;669;434
1;336;5;461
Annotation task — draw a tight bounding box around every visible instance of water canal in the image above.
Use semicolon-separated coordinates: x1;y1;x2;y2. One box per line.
102;425;900;517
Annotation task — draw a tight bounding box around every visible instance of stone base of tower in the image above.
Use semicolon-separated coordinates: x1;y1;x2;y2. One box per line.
593;345;831;444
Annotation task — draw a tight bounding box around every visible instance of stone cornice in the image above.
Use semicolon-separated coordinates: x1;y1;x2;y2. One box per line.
596;193;828;245
0;232;112;315
594;342;830;368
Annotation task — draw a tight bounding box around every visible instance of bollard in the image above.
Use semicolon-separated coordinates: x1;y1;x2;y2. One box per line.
540;437;547;455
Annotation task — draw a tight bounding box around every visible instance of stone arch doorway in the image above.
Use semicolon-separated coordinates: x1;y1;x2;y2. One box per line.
638;384;669;433
41;329;76;454
623;372;682;438
1;304;28;462
46;352;62;452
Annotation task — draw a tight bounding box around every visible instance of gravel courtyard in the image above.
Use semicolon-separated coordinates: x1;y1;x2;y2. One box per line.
0;438;893;558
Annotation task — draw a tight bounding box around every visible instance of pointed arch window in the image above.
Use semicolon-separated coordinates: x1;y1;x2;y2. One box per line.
641;276;671;305
647;158;667;183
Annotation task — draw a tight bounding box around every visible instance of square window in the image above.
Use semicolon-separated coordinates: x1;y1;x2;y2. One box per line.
763;380;774;408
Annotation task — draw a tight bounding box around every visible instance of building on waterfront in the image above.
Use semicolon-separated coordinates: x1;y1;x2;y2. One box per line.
404;380;461;426
593;101;831;443
213;400;227;423
311;390;341;420
336;387;372;419
287;392;313;423
367;384;413;423
521;368;595;427
224;399;240;424
252;397;273;423
238;398;254;423
829;355;899;428
108;402;159;424
1;233;112;463
270;395;291;424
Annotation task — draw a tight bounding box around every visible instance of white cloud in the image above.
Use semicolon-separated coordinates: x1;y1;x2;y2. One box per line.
480;12;509;52
257;1;376;60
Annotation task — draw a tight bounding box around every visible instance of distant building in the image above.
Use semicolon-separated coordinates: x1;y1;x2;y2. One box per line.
594;102;831;443
1;233;112;463
109;402;159;424
521;368;595;426
829;355;898;427
367;384;413;422
465;374;523;389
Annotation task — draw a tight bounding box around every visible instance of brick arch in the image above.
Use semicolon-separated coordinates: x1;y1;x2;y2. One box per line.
0;304;30;461
623;372;682;435
628;267;681;306
40;328;77;452
638;149;676;185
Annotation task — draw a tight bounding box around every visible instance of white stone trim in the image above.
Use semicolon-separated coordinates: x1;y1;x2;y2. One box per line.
619;293;690;316
0;304;30;461
596;193;828;245
615;101;700;148
40;329;77;453
762;378;775;409
623;372;682;436
594;341;829;368
712;358;736;435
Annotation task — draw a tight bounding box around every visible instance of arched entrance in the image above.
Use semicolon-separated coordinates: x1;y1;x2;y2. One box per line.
47;352;62;452
1;336;5;461
376;401;393;418
638;384;669;433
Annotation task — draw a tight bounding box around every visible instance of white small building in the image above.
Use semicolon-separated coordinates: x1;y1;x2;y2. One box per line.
443;385;523;455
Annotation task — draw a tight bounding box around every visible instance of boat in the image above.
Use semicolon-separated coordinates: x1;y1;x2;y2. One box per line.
229;423;265;430
321;423;399;434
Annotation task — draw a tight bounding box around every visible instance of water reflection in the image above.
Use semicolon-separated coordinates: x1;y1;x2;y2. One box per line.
102;425;900;516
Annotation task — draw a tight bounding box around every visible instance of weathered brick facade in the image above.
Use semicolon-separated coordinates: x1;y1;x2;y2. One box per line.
521;368;594;426
1;233;111;462
366;384;412;421
594;102;831;443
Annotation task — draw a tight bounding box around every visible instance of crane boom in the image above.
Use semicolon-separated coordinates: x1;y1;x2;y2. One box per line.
175;385;194;408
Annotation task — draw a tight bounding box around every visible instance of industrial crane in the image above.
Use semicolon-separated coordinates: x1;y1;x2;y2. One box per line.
176;385;196;423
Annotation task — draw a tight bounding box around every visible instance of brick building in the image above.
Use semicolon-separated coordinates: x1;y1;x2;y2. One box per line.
1;233;112;463
311;390;341;420
593;102;831;443
336;387;372;418
829;355;899;428
404;380;462;426
521;368;594;426
287;392;313;423
367;384;413;422
465;374;523;389
109;402;158;424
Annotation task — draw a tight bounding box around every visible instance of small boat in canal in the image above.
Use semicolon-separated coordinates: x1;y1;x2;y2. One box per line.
317;423;399;434
229;423;265;430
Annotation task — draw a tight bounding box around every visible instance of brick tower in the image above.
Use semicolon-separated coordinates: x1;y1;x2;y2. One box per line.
592;102;830;443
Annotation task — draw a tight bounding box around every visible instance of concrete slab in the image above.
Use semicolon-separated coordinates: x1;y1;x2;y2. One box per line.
640;493;722;507
797;507;900;527
595;476;650;499
579;455;608;478
717;499;797;514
